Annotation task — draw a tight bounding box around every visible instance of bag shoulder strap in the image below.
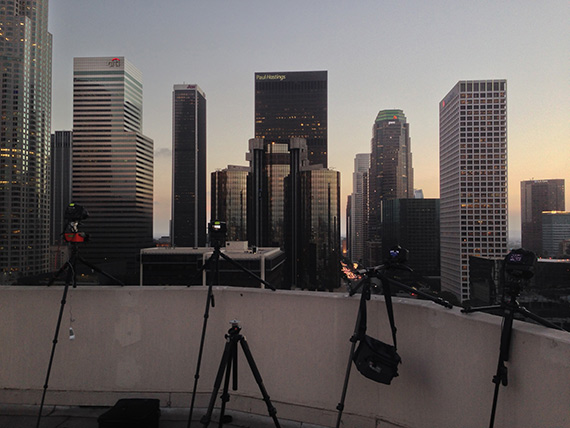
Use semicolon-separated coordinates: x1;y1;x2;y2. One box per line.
383;280;398;350
356;283;369;339
357;277;398;350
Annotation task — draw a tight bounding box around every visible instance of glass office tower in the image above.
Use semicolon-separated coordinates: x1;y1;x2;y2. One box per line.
440;80;508;301
0;0;52;283
382;198;440;279
211;165;249;242
521;179;565;256
72;57;153;282
247;138;309;248
171;84;207;247
255;71;328;167
50;130;73;245
368;109;413;265
349;153;370;264
298;167;341;290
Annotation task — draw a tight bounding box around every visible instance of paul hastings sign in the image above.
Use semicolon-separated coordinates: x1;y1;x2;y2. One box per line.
255;71;327;83
255;73;286;81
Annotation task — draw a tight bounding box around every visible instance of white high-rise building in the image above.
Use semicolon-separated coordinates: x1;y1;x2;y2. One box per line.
439;80;508;301
0;0;52;284
72;57;153;282
350;153;370;263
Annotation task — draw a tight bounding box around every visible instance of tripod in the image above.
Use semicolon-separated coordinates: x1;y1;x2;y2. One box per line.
187;224;276;428
200;321;280;427
36;239;124;428
462;278;566;428
336;255;452;428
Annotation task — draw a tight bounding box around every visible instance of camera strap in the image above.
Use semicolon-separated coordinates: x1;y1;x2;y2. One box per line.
383;281;398;350
357;280;398;350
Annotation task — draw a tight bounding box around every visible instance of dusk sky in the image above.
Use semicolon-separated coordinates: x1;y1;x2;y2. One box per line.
48;0;569;239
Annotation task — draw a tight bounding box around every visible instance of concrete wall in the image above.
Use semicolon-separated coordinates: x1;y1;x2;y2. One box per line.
0;286;569;428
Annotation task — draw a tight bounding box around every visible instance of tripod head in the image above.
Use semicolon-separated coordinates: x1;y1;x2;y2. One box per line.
63;203;89;243
502;248;536;301
209;220;227;250
226;319;242;338
347;246;413;296
346;246;452;309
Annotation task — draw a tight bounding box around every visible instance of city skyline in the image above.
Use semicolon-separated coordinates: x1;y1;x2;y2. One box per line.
47;1;570;239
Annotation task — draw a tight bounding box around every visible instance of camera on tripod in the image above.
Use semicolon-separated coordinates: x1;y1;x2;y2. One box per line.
502;248;536;297
209;220;227;249
63;203;89;243
386;245;409;266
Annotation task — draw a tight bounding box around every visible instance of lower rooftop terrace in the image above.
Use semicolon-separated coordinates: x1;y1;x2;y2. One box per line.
1;286;569;428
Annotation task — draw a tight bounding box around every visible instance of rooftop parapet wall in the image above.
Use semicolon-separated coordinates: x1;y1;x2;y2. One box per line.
0;286;568;428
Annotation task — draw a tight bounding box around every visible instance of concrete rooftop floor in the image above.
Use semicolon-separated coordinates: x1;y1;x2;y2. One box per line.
0;404;329;428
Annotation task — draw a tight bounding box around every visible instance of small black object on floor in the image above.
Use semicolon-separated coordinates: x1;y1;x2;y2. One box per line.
98;398;160;428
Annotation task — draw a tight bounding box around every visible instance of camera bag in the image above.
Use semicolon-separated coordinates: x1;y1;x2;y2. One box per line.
353;280;401;385
98;398;160;428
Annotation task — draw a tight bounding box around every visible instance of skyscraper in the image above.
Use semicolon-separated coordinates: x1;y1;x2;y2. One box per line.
297;167;341;290
251;71;338;289
368;109;413;265
440;80;508;302
541;212;570;258
246;137;309;248
521;179;565;255
255;71;327;167
349;153;370;263
72;57;153;281
0;0;52;284
382;198;440;279
50;130;73;245
211;165;249;242
171;84;206;247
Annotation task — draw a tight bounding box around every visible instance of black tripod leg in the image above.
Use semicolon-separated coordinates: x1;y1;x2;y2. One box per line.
201;339;233;427
336;285;368;428
335;337;357;428
47;259;71;287
217;342;236;428
76;255;124;286
218;251;276;290
188;253;219;428
516;305;567;331
36;282;72;428
488;310;513;428
239;338;281;428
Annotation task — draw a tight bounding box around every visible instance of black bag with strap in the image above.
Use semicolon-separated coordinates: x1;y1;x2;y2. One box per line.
352;281;401;385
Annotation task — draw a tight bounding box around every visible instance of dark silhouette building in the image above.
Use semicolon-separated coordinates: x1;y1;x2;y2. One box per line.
541;211;570;258
296;167;341;290
211;165;249;242
50;131;73;245
382;198;440;279
255;71;328;167
348;154;370;264
171;84;207;247
521;179;565;256
249;71;339;289
246;137;340;289
368;109;413;265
